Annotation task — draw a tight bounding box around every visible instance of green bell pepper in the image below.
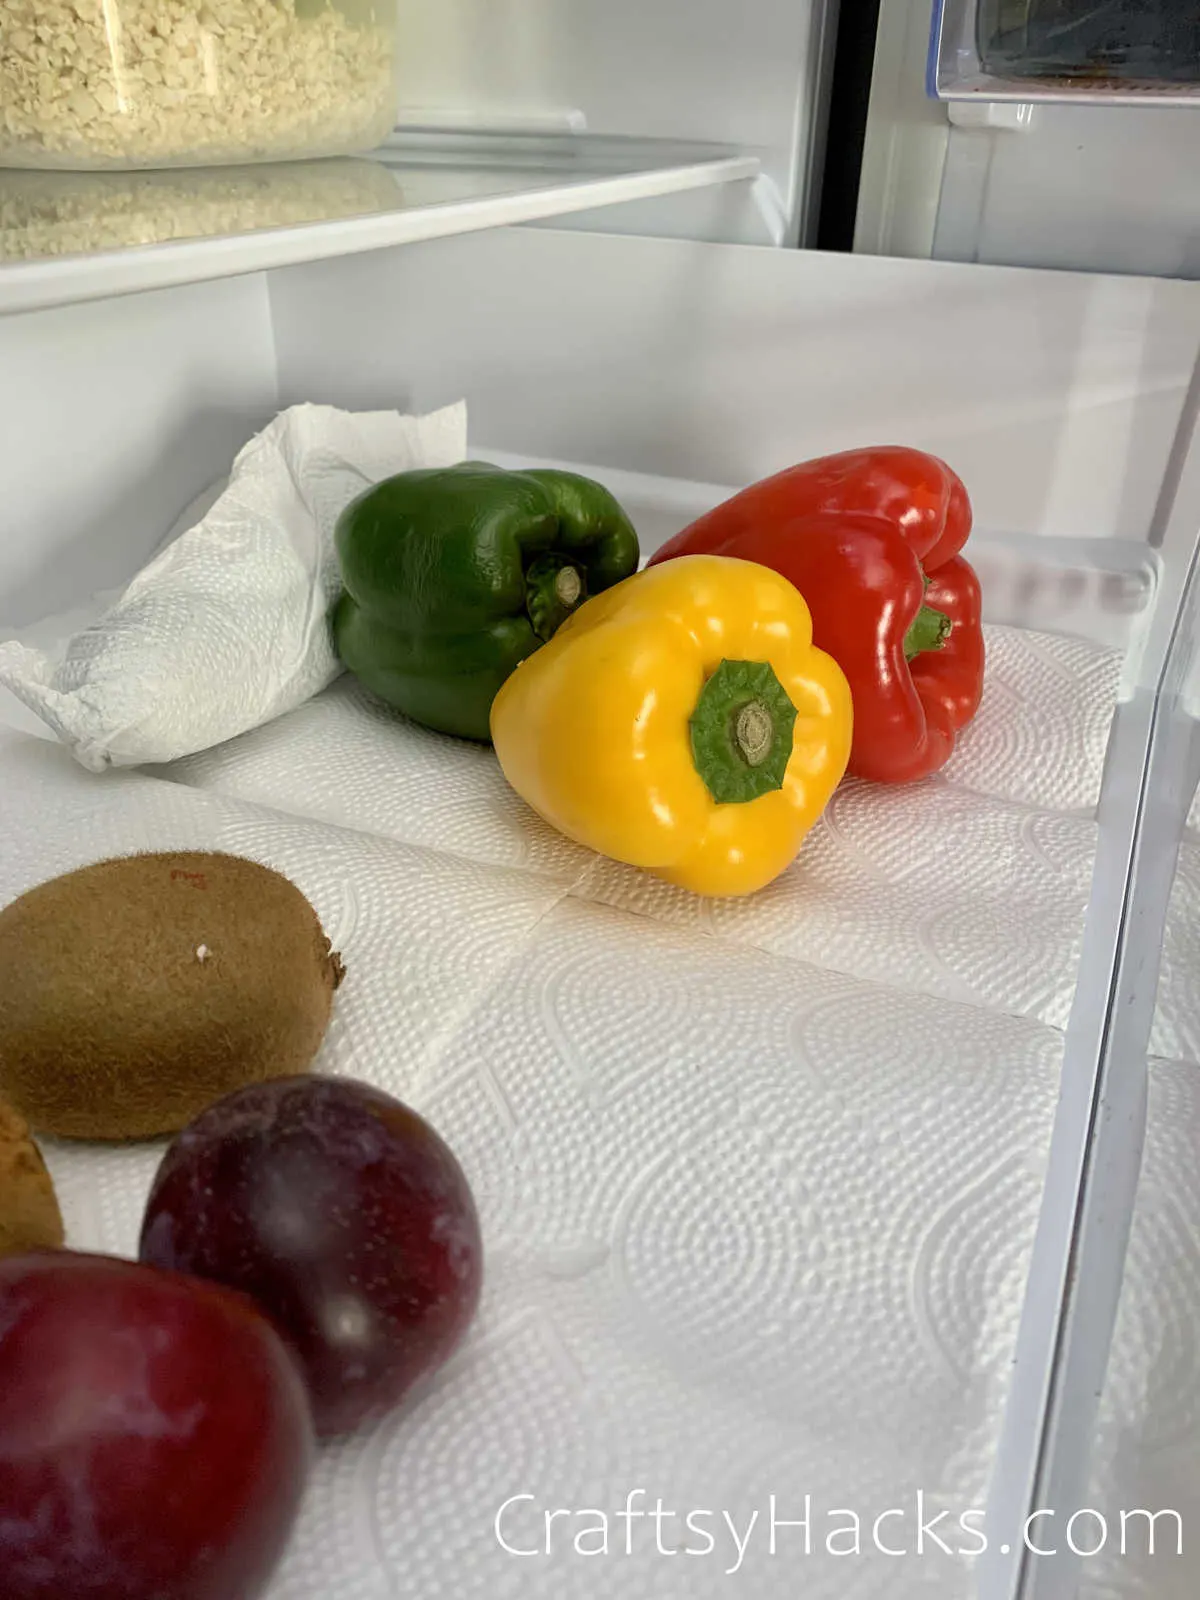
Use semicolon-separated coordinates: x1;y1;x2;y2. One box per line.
332;462;641;741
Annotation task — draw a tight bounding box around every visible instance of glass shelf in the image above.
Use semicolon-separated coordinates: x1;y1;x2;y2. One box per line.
0;131;759;316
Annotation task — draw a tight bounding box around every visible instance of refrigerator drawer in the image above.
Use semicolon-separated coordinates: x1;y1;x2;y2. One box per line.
3;228;1200;1600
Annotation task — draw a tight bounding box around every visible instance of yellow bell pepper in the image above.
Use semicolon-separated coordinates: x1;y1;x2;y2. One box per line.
489;553;853;897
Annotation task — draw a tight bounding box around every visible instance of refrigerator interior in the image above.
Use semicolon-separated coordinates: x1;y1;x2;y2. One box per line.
857;0;1200;278
389;0;841;246
3;228;1200;1598
0;0;843;283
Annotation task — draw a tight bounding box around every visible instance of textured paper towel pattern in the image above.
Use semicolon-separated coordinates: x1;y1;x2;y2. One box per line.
271;1373;982;1600
0;619;1123;1600
0;738;571;1108
265;902;1062;1600
578;780;1096;1029
159;628;1115;1028
939;625;1122;812
0;724;1067;1600
157;676;592;881
412;902;1059;1420
162;624;1123;823
1078;1057;1200;1600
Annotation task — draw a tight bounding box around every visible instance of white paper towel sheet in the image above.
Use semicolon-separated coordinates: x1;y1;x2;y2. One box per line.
1078;1057;1200;1600
577;785;1095;1031
157;623;1119;1030
160;622;1123;821
937;626;1123;814
15;790;1063;1599
0;618;1125;1600
151;670;592;882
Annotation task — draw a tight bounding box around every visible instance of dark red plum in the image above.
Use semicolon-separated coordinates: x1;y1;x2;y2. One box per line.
0;1250;313;1600
139;1075;483;1438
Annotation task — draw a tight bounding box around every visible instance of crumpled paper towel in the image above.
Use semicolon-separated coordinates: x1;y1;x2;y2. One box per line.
0;590;123;741
0;713;1070;1599
154;622;1119;1030
0;400;468;771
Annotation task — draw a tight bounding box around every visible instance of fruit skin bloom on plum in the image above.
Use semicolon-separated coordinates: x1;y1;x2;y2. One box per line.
0;1251;313;1600
139;1075;484;1439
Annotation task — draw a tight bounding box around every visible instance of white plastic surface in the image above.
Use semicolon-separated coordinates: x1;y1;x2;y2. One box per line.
932;102;1200;279
1078;695;1200;1600
0;273;280;630
1078;1054;1200;1600
1075;875;1200;1600
268;227;1200;555
390;0;837;242
854;0;950;261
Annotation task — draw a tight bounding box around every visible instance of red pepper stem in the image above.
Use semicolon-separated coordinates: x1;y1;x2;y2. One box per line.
904;603;952;661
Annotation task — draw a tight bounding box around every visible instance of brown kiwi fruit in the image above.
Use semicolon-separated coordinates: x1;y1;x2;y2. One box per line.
0;851;346;1141
0;1093;64;1256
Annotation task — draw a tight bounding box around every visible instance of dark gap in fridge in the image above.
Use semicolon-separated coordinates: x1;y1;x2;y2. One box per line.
817;0;884;252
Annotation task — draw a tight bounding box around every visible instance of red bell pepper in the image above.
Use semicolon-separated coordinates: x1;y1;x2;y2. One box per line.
647;446;984;784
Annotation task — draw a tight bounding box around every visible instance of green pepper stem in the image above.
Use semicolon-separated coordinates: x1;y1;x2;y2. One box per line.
526;555;586;642
555;567;583;608
904;603;952;661
690;660;798;804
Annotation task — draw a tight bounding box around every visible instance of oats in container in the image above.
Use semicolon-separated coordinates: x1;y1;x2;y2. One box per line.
0;0;398;171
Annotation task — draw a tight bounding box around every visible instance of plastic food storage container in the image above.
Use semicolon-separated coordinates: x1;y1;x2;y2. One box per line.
977;0;1200;83
0;0;398;171
0;160;404;259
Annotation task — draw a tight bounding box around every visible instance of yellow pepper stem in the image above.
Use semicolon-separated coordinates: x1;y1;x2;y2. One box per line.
689;659;798;804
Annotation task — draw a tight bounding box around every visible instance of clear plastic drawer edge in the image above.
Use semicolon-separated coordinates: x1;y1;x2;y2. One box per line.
928;0;1200;106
